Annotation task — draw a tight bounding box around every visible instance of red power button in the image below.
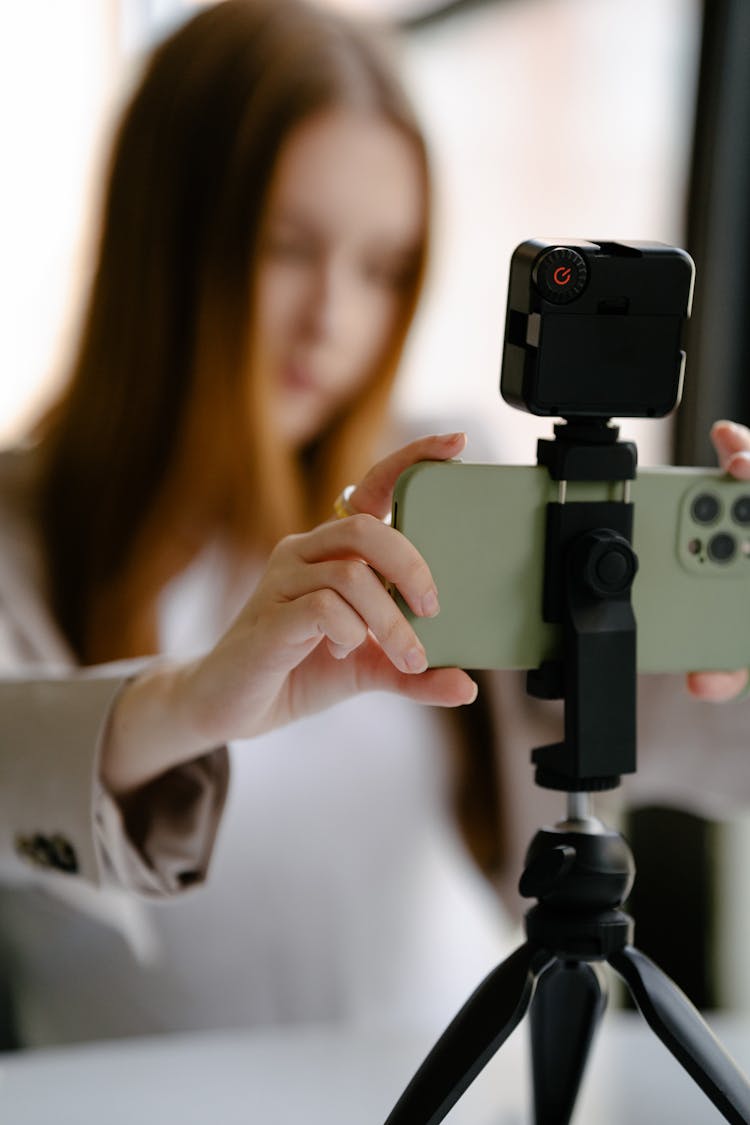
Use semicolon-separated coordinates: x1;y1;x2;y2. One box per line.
533;247;589;304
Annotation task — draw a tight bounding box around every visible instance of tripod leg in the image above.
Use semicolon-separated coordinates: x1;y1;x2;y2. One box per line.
610;945;750;1125
531;959;608;1125
384;942;553;1125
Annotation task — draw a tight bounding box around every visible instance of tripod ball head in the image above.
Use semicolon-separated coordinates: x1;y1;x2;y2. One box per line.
520;824;635;910
520;824;637;959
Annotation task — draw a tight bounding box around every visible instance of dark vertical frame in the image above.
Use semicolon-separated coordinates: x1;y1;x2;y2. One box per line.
675;0;750;465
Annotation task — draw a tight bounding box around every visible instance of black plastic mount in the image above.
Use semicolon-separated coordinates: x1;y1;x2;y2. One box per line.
537;419;637;482
528;420;639;792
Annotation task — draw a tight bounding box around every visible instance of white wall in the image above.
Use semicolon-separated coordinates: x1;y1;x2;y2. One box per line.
0;2;122;439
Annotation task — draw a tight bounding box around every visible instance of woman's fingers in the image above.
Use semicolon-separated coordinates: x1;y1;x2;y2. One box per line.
687;669;749;702
190;433;485;742
273;558;429;672
280;431;465;663
288;514;438;617
344;431;466;519
691;422;750;702
353;635;478;705
710;420;750;478
255;588;368;669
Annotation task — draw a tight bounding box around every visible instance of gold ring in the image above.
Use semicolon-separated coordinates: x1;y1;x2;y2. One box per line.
333;483;357;519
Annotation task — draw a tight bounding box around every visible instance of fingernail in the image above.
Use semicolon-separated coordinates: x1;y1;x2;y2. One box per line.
421;589;440;617
404;645;428;672
467;679;479;703
439;431;466;444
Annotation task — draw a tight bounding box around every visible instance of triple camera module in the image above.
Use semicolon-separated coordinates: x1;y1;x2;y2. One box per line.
687;489;750;566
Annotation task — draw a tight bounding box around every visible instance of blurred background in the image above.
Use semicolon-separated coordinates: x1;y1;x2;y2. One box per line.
0;0;701;464
2;0;749;1011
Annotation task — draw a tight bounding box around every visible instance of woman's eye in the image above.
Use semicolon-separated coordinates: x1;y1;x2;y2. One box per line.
362;258;416;291
264;233;316;262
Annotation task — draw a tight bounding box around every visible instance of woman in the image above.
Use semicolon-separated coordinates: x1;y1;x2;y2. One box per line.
0;0;505;1046
1;0;746;1050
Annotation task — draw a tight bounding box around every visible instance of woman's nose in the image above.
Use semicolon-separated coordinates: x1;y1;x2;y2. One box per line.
301;257;348;342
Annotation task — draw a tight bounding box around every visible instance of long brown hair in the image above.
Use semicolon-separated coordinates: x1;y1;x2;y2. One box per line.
33;0;430;663
31;1;503;882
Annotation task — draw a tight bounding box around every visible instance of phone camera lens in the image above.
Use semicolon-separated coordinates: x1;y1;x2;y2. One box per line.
532;247;589;305
731;496;750;525
691;493;721;525
708;532;736;563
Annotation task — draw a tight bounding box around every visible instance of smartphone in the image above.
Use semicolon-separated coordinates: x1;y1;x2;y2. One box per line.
391;460;750;674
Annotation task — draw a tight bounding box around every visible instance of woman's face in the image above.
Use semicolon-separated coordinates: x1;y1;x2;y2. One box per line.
255;108;426;447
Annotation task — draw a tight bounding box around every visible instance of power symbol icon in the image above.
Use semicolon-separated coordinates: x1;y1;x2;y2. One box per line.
533;246;588;303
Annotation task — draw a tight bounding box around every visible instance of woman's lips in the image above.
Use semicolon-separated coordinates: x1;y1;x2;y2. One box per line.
281;362;321;393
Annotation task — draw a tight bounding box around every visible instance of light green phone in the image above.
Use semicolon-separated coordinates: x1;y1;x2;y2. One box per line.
391;460;750;673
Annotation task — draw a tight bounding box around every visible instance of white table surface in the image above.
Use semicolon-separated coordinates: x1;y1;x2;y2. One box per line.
3;1010;750;1124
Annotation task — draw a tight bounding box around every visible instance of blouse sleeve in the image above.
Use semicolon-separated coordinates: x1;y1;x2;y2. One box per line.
0;663;229;898
0;447;230;900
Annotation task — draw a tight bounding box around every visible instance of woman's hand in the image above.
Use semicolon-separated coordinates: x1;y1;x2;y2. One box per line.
102;433;476;796
687;419;750;702
186;432;477;745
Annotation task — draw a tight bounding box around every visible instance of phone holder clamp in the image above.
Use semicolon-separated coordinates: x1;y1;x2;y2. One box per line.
528;419;639;791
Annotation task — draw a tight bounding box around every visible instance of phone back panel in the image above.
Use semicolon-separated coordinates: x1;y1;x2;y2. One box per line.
392;461;750;673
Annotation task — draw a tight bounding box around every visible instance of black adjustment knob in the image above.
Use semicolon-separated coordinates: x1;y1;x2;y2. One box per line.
519;844;577;899
574;530;638;598
595;548;630;588
532;246;589;304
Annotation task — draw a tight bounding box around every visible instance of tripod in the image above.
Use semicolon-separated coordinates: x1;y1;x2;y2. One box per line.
384;421;750;1124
